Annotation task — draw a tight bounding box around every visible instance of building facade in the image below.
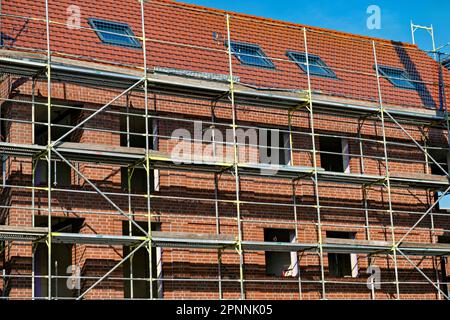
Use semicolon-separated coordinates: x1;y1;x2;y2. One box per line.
0;0;449;300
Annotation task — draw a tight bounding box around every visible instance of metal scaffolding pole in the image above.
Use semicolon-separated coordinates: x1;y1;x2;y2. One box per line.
214;172;223;299
126;87;134;298
358;113;375;299
211;100;223;299
127;166;134;299
372;40;401;299
226;14;245;299
303;27;327;299
140;0;154;300
292;179;303;299
288;104;306;299
31;77;37;300
428;191;441;300
44;0;52;300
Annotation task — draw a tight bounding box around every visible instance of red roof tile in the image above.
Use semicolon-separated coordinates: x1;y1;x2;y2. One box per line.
2;0;449;111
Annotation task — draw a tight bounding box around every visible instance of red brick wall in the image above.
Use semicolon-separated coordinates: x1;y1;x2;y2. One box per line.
0;78;448;300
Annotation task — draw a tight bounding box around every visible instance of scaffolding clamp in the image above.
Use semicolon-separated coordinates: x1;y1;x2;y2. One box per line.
32;148;50;162
235;239;242;255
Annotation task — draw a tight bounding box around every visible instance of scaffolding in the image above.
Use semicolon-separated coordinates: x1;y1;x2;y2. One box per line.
0;0;449;300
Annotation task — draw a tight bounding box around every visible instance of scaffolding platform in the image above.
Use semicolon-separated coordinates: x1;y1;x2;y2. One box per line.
244;238;450;256
0;50;446;125
0;225;48;242
325;238;450;257
0;141;447;190
151;231;236;249
1;224;449;257
241;241;317;252
43;231;236;249
51;232;146;246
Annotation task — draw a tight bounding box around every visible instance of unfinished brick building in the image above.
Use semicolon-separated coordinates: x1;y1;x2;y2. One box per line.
0;0;449;300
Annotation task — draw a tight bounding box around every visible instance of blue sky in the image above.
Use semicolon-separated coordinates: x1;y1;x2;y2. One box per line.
178;0;450;53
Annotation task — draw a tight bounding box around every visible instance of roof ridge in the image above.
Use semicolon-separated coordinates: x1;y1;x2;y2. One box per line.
160;0;418;48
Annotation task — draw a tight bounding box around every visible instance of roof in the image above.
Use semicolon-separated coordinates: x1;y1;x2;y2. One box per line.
1;0;449;111
170;0;416;47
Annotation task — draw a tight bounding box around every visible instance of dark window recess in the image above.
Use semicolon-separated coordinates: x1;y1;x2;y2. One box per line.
121;167;153;194
0;104;6;142
34;216;84;299
326;231;356;277
264;229;295;277
35;160;71;187
34;104;81;146
123;221;159;298
228;41;275;68
378;66;416;90
259;129;291;165
287;51;337;78
429;148;448;176
34;105;82;187
319;136;344;172
88;18;141;48
120;114;152;149
120;115;154;193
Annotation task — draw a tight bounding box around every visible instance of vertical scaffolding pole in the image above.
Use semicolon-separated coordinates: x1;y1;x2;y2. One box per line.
363;186;375;300
358;120;375;298
211;102;223;299
31;77;36;300
288;110;295;166
2;269;5;298
140;0;154;300
303;27;326;299
292;179;303;299
125;76;135;299
289;107;303;299
31;158;36;300
44;0;52;300
214;173;223;299
441;49;450;300
226;14;245;299
372;41;401;299
126;91;134;298
428;190;441;300
436;50;450;300
127;167;134;299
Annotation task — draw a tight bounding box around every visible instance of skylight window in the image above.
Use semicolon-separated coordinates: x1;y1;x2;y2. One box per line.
287;51;337;78
377;66;416;89
229;42;275;68
88;18;141;48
